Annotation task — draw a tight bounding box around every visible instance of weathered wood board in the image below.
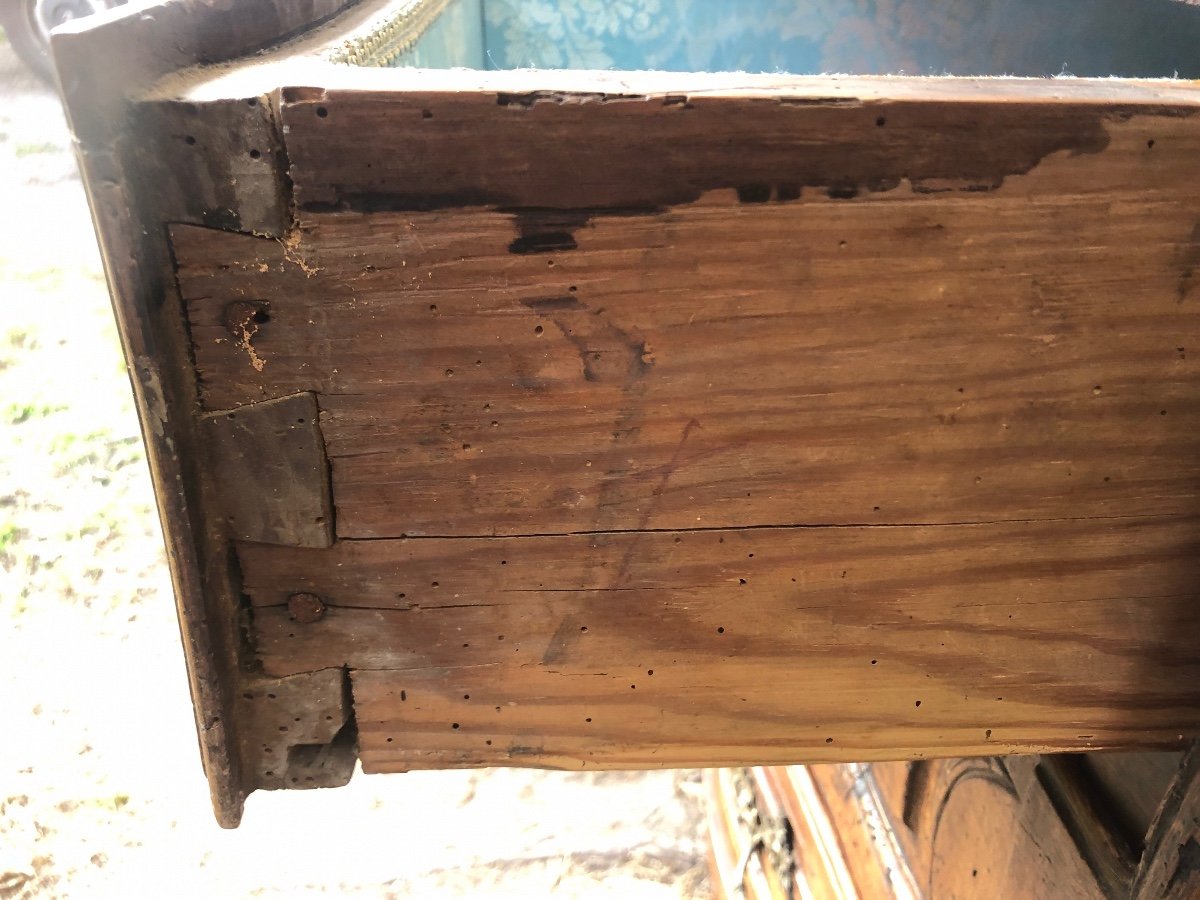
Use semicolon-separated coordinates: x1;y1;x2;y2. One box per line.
165;84;1200;777
54;0;1200;825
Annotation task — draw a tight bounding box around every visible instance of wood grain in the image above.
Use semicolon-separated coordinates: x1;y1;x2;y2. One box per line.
197;392;333;547
157;67;1200;793
275;86;1194;214
239;515;1200;772
173;104;1200;540
54;0;362;828
742;750;1199;898
1134;744;1200;899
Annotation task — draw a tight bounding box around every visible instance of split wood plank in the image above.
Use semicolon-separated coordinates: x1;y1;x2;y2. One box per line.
173;99;1200;538
240;514;1200;772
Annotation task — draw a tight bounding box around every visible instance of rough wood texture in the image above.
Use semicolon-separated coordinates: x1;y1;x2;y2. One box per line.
236;515;1200;772
729;748;1200;898
198;393;333;547
173;104;1200;539
61;0;1200;820
236;669;356;791
1134;745;1200;899
1083;751;1184;852
51;0;360;827
154;82;1200;778
756;766;861;900
136;98;291;236
277;85;1199;215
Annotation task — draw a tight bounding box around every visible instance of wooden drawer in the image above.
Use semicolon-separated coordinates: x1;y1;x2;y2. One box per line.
53;0;1200;825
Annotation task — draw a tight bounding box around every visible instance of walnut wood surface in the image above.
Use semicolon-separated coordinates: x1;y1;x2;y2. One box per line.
730;749;1199;898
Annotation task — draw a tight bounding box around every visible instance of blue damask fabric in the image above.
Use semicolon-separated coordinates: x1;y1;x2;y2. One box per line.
476;0;1200;77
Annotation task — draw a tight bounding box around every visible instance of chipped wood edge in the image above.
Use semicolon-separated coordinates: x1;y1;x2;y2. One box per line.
1132;742;1200;898
49;0;361;828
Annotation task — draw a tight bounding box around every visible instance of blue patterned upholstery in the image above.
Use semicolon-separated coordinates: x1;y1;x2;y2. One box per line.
481;0;1200;76
395;0;1200;77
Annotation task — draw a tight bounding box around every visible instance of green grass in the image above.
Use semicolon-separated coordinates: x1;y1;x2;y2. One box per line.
5;327;37;350
5;401;65;424
14;142;61;158
0;521;19;552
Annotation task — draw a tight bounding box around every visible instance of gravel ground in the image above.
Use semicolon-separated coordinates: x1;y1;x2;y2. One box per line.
0;35;711;900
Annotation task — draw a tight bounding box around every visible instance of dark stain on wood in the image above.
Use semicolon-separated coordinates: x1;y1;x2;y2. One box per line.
281;93;1158;215
521;294;652;384
1178;221;1200;303
507;208;590;253
198;392;333;548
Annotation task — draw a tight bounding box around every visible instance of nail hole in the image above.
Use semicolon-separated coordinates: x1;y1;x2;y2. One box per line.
534;325;544;336
875;116;887;127
422;109;433;119
825;737;833;743
184;135;196;145
717;627;725;634
915;700;922;707
1148;139;1156;149
249;148;261;160
580;626;588;633
451;723;460;729
252;310;270;324
316;106;329;118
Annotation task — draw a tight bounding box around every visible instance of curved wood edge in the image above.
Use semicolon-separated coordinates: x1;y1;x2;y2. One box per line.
47;0;359;828
1132;742;1200;899
705;768;790;900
